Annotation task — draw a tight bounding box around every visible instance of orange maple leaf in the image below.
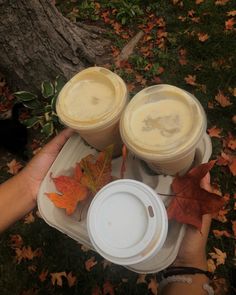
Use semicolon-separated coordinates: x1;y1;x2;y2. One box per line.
227;10;236;17
24;211;35;224
46;170;88;215
225;18;236;30
197;32;209;42
80;145;113;194
209;247;227;266
214;208;229;223
207;126;222;138
184;74;197;85
15;246;42;264
50;272;67;287
214;90;232;107
207;259;216;273
7;159;23;175
167;161;225;230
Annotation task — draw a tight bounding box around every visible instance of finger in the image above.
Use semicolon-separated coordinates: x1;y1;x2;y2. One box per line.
43;128;74;155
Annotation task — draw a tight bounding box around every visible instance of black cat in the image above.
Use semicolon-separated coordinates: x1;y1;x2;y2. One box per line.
0;104;28;159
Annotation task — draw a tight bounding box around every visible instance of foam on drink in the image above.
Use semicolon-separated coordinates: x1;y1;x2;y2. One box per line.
56;67;128;154
120;84;206;174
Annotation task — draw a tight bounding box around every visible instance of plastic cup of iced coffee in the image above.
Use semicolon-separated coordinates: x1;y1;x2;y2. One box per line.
56;67;128;156
120;84;207;175
87;179;168;266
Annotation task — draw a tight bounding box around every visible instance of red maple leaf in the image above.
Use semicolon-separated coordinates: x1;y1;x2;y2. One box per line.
167;161;225;230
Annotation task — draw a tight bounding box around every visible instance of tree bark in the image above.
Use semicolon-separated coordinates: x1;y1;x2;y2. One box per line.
0;0;111;92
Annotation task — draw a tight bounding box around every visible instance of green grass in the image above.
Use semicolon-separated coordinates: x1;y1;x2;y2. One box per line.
0;0;235;294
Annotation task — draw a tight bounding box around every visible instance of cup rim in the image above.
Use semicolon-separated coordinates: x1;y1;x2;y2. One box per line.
56;66;128;131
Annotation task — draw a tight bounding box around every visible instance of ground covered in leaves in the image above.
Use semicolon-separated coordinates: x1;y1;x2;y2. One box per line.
0;0;236;294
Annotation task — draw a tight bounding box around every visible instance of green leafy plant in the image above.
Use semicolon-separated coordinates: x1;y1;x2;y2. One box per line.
106;0;144;25
14;76;66;138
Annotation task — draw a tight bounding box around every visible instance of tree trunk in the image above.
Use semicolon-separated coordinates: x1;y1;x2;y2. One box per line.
0;0;111;92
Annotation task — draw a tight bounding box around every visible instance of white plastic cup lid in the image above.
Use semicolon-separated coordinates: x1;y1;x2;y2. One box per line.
87;179;168;265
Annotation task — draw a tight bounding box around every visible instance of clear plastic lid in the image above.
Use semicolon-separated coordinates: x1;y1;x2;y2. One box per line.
120;84;207;160
87;179;168;265
56;67;128;131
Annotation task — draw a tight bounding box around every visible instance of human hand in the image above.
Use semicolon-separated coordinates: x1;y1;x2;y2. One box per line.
172;173;212;270
22;128;74;202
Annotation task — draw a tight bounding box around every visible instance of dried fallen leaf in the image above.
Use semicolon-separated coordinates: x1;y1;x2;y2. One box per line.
196;0;204;4
103;281;115;295
184;74;197;85
227;138;236;150
15;246;42;264
215;0;229;5
80;145;113;194
168;161;225;230
207;258;216;273
148;277;158;295
232;115;236;124
214;208;230;223
227;10;236;17
136;274;147;284
229;156;236;176
209;247;227;266
67;272;77;288
213;229;231;238
7;159;23;175
9;234;23;249
225;18;236;30
85;257;97;271
178;48;188;65
214;91;232;107
50;272;67;287
38;269;49;282
46;171;88;215
24;211;35;224
197;32;209;42
207;126;222;138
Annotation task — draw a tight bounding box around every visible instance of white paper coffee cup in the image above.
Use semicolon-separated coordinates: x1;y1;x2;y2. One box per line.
87;179;168;266
56;67;128;156
120;84;207;175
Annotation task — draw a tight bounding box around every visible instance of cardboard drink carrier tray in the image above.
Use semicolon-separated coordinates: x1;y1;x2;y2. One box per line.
37;133;212;274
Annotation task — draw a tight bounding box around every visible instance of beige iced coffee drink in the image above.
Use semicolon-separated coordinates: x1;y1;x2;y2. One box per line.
56;67;128;155
120;84;206;175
